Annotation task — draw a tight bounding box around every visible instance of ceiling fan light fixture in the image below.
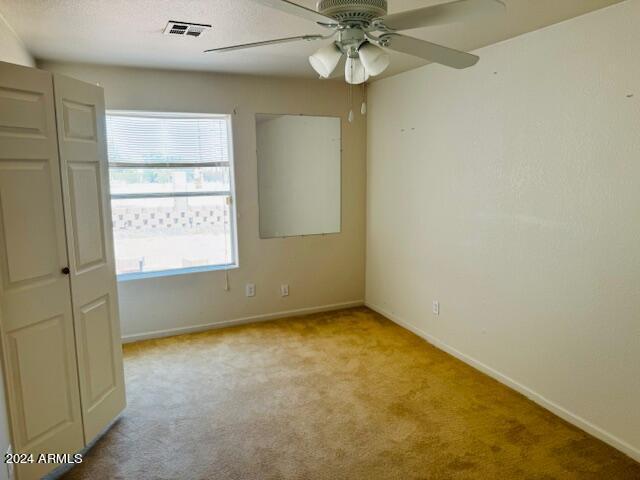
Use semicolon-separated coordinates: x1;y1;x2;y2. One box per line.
345;56;369;85
358;42;390;76
205;0;504;84
309;43;343;78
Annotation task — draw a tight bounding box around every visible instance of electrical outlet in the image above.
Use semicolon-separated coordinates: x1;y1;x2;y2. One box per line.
245;283;255;297
281;284;289;297
432;300;439;315
6;445;14;480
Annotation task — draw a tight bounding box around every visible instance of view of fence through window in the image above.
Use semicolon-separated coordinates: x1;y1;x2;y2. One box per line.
106;112;236;276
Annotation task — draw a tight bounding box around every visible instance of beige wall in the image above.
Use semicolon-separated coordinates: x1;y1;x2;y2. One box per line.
0;11;33;67
0;12;33;478
40;61;366;341
366;0;640;462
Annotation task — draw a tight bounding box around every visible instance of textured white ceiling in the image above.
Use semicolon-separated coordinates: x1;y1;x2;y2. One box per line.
0;0;624;79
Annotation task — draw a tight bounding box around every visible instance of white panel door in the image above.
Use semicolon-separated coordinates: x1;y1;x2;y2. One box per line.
0;61;85;480
53;74;126;441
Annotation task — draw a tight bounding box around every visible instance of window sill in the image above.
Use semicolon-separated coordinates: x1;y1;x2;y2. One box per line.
117;263;239;282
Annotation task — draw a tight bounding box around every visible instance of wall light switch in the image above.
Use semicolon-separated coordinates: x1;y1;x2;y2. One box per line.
281;284;289;297
246;283;255;297
432;301;439;315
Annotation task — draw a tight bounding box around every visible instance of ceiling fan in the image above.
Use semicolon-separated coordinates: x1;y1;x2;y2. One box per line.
205;0;505;84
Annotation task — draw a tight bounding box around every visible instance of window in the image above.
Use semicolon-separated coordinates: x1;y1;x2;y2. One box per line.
106;111;237;279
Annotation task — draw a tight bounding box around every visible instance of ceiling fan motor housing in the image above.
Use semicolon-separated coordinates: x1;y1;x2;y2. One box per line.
317;0;388;24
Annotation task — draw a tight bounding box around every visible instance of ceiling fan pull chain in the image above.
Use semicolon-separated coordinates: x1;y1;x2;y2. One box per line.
348;80;354;123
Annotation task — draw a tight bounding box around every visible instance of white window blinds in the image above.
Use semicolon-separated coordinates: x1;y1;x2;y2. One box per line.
106;113;230;165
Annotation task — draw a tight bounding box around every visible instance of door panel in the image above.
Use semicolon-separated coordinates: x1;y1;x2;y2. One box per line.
0;159;59;286
0;87;47;137
53;73;126;442
0;61;85;480
66;162;106;270
7;315;75;446
61;99;97;142
78;295;117;409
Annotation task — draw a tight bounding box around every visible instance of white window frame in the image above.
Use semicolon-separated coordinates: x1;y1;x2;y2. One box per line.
106;110;239;281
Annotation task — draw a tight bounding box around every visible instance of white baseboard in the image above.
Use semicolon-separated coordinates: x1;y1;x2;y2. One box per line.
365;301;640;463
121;300;364;344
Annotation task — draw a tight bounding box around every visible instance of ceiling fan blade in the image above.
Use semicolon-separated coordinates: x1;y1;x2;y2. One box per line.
377;0;505;31
248;0;337;25
381;34;479;69
204;34;324;53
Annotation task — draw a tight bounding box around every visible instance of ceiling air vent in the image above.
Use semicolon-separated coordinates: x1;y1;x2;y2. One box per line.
163;20;212;38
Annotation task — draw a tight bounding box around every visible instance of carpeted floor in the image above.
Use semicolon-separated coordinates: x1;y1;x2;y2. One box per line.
61;307;640;479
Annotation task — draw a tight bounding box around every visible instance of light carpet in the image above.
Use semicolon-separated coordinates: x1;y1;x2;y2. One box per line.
61;307;640;479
